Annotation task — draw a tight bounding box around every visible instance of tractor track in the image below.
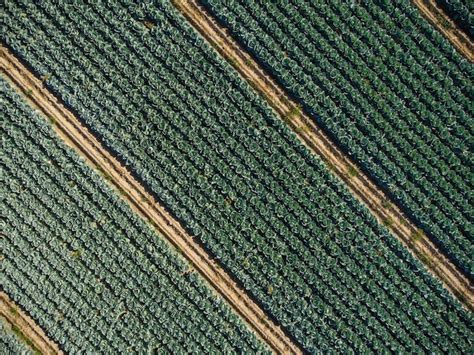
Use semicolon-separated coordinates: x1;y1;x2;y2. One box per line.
0;292;62;354
1;45;300;355
173;0;474;311
412;0;473;62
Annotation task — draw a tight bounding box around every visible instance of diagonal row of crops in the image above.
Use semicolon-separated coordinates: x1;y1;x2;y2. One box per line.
1;43;297;353
200;0;474;278
435;0;474;38
173;0;473;308
412;0;474;61
0;78;267;353
0;316;36;355
0;291;61;354
2;1;472;352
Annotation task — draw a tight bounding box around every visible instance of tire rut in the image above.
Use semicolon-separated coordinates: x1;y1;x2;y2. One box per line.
172;0;474;311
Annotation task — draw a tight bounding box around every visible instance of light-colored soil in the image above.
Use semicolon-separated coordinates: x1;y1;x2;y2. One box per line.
1;46;300;354
413;0;473;62
172;0;473;311
0;292;62;354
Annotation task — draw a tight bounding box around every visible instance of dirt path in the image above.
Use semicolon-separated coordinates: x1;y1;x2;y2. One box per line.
0;292;62;354
412;0;473;62
172;0;474;311
0;45;300;354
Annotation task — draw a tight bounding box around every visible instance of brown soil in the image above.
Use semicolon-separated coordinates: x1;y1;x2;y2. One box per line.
1;46;300;354
172;0;473;311
413;0;473;62
0;292;62;354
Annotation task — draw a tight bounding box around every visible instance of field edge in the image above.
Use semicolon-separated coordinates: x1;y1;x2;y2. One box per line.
172;0;474;311
0;292;62;355
0;44;301;355
412;0;473;61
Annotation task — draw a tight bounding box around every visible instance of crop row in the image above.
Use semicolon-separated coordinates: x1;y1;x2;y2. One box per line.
0;317;34;355
2;0;473;352
435;0;474;37
200;0;474;277
0;79;266;353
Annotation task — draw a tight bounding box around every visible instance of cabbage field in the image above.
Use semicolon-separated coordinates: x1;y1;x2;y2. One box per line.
1;0;473;353
435;0;474;37
0;317;35;355
1;78;266;353
201;0;474;278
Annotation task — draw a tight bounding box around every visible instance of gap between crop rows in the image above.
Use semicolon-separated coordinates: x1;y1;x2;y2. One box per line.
0;45;301;355
172;0;473;311
412;0;473;62
0;292;62;354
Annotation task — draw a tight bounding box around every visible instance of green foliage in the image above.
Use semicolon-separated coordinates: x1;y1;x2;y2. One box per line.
69;249;82;259
0;79;267;354
347;166;359;178
411;229;424;242
0;317;37;355
1;1;473;353
435;0;473;36
201;0;473;278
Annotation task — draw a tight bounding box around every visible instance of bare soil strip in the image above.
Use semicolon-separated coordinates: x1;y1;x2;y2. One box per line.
0;292;62;354
412;0;473;61
173;0;474;311
1;46;300;355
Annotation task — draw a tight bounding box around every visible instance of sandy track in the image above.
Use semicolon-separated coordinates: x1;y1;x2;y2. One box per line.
0;46;300;354
0;292;62;354
412;0;473;62
173;0;473;311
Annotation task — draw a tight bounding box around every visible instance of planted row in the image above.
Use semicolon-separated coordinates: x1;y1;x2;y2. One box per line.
0;78;266;353
435;0;474;37
0;317;35;355
201;0;474;277
1;0;473;352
